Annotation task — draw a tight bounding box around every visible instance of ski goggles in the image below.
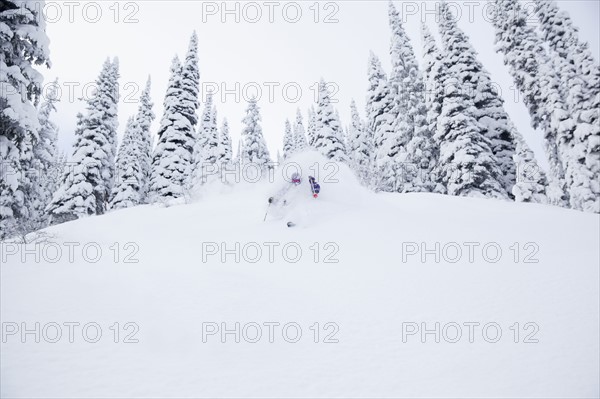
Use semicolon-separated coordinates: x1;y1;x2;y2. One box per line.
292;178;301;184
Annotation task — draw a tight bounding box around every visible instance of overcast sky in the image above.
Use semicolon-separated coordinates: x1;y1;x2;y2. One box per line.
42;0;600;168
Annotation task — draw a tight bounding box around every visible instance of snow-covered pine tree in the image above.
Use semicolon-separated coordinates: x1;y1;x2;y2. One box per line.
344;123;354;167
109;116;141;210
314;80;348;162
282;119;295;159
419;24;447;194
434;27;507;200
439;2;517;198
366;52;397;191
534;0;599;213
134;76;155;203
52;151;68;192
333;108;348;157
47;58;120;224
348;99;373;186
388;1;424;157
307;106;317;147
30;78;60;225
240;97;272;173
403;114;439;193
233;138;243;165
294;109;308;152
190;92;220;187
492;0;575;208
45;115;97;224
180;31;201;131
0;0;51;238
217;118;232;166
150;56;195;200
209;105;221;178
511;124;549;204
534;0;598;113
421;24;445;143
104;57;120;199
534;0;600;118
108;77;154;210
435;77;507;199
389;2;440;193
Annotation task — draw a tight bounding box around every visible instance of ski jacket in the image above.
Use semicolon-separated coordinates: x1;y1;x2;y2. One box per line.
309;176;320;196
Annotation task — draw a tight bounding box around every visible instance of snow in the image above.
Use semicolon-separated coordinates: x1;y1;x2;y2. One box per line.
1;151;599;398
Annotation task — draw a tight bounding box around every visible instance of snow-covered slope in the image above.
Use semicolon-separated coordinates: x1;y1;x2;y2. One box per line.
2;152;599;398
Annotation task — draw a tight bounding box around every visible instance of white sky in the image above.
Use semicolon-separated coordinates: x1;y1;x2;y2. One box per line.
42;0;600;167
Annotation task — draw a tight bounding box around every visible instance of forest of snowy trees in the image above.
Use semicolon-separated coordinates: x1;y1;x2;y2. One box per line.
1;0;599;240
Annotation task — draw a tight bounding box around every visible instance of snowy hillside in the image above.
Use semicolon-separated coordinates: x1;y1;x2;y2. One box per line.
2;154;598;398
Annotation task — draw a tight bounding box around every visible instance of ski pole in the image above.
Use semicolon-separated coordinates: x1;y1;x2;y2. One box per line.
263;202;271;222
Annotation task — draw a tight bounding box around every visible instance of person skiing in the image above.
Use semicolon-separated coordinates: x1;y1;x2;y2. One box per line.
265;172;320;227
268;172;303;206
308;176;320;198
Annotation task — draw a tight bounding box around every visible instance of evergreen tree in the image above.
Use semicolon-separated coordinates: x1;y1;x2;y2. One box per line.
108;77;154;210
240;97;272;172
420;24;447;194
217;118;232;166
435;77;507;199
439;2;517;198
492;0;575;208
134;77;155;203
344;123;354;166
534;0;599;213
47;59;120;224
180;31;201;130
366;52;397;191
434;24;507;200
389;1;438;193
234;138;243;166
333;108;348;155
150;56;195;200
0;0;51;238
104;58;120;198
109;117;141;210
314;80;348;162
535;0;599;117
348;100;373;186
282;119;295;159
388;1;424;155
31;78;60;225
307;106;317;147
190;93;220;187
294;109;308;151
403;116;439;193
421;24;445;144
51;151;68;192
511;125;549;204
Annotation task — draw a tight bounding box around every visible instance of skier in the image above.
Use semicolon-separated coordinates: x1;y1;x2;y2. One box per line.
265;173;320;227
308;175;320;198
268;172;302;206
